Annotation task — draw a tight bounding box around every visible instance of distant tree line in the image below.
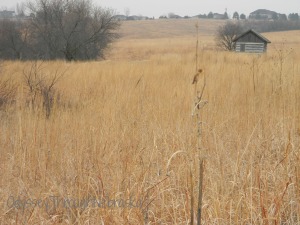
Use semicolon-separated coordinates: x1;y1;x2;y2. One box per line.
0;0;120;61
157;11;299;21
241;20;300;33
288;13;299;21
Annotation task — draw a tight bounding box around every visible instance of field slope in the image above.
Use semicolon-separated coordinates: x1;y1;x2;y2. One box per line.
0;19;300;224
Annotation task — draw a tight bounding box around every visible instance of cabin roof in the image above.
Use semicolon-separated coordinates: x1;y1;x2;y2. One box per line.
233;29;271;43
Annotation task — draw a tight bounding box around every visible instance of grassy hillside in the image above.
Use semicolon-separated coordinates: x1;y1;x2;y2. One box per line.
109;22;300;60
0;20;300;224
119;19;225;39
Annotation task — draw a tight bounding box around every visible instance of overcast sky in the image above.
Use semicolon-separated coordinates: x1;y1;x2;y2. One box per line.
1;0;299;18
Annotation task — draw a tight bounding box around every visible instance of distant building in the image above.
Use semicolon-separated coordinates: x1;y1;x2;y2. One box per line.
0;10;15;18
168;13;182;19
127;15;149;20
249;9;276;20
233;29;271;53
213;13;225;19
114;15;127;21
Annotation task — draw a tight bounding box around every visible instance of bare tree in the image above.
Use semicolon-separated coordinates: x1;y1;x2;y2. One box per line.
240;14;246;20
16;3;26;18
124;7;130;18
26;0;120;61
207;12;213;19
0;19;30;59
215;21;243;51
233;12;239;20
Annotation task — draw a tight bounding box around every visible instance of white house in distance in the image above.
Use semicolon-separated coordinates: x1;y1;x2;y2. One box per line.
213;13;226;19
0;10;15;19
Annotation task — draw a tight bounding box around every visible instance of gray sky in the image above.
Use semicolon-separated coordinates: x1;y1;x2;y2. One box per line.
1;0;299;18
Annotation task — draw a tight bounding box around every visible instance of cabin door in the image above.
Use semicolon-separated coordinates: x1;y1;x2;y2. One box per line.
240;44;245;52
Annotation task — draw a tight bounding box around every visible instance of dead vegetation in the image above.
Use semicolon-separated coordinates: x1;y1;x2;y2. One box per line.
22;61;66;118
0;62;17;109
0;29;299;224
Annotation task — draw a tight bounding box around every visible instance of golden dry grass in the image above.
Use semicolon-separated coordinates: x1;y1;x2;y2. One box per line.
0;20;300;224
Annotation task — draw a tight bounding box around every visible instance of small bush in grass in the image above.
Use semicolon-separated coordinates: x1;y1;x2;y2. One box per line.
23;61;66;118
0;63;17;109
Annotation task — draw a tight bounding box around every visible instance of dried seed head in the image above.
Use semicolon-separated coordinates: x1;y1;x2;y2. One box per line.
192;69;203;84
192;74;199;84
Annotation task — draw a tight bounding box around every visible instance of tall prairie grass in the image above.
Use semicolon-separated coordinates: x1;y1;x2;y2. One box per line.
0;29;300;224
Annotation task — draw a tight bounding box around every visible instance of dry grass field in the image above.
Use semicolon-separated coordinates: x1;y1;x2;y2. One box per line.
0;19;300;224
